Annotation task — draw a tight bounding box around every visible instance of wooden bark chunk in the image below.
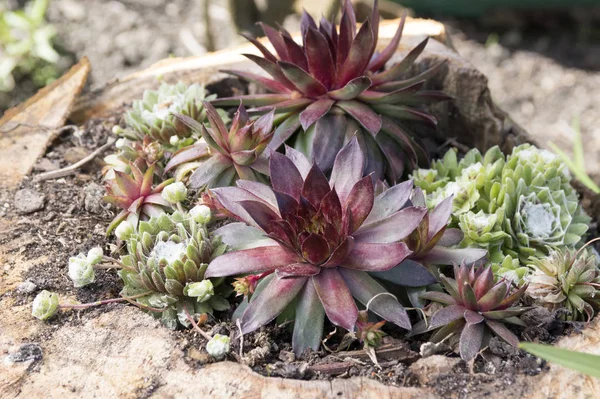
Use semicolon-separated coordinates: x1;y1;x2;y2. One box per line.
0;58;90;189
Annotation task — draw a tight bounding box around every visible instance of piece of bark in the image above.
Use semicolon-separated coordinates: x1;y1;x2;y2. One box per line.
0;58;90;189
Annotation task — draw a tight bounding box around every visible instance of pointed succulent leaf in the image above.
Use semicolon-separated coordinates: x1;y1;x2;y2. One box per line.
313;268;358;331
205;246;298;278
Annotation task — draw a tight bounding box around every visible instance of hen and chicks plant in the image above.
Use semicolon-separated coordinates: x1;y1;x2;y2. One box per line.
413;144;591;282
214;0;449;183
416;263;529;360
204;138;484;354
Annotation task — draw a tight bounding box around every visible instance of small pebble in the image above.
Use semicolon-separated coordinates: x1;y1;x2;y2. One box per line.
16;281;37;294
14;189;45;214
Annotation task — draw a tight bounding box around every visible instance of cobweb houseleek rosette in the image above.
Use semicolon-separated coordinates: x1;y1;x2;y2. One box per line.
123;82;213;145
527;247;600;321
204;138;429;354
118;211;229;329
212;0;449;183
103;162;173;235
164;102;274;188
414;263;529;361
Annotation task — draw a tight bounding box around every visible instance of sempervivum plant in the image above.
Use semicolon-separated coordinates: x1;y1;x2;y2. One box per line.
163;102;274;187
204;138;429;354
103;163;173;235
118;210;229;329
413;144;590;271
122;82;213;145
527;246;600;321
370;186;487;289
213;0;449;183
416;263;529;361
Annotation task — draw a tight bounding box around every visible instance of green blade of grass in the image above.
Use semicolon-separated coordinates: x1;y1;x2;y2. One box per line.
519;342;600;378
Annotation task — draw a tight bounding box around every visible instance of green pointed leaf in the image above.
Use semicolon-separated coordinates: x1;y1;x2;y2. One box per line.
520;342;600;378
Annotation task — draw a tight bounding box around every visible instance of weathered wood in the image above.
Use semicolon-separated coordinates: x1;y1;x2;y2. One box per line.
0;58;90;189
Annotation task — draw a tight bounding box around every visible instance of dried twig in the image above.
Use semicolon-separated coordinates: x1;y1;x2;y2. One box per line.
33;137;116;182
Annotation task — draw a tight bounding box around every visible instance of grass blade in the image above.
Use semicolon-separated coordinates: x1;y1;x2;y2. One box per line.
519;342;600;378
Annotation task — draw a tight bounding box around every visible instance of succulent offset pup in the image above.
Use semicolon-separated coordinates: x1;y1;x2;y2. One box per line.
527;246;600;321
204;138;429;354
118;211;229;329
164;102;275;187
213;0;449;183
415;263;529;361
103;163;174;235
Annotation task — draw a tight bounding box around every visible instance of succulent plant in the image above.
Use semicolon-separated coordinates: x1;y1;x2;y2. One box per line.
206;334;231;359
204;138;429;354
164;102;274;187
68;247;104;287
103;135;166;177
527;247;600;321
31;290;59;320
118;211;229;329
123;82;213;145
370;187;487;288
103;163;174;235
213;0;449;183
413;144;591;271
416;263;529;361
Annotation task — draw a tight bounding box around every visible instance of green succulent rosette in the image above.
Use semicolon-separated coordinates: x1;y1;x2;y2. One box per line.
413;144;591;282
118;211;230;329
123;82;214;145
490;254;529;285
527;248;600;321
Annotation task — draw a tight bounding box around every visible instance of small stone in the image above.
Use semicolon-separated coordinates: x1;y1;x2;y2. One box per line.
278;350;295;363
409;355;461;385
84;183;106;214
187;347;210;363
34;158;60;172
6;344;43;364
14;189;45;214
16;280;37;294
63;147;90;164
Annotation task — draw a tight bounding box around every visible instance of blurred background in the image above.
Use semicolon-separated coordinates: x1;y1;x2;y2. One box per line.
1;0;599;181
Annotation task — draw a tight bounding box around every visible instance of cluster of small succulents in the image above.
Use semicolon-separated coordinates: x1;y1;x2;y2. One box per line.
30;0;599;364
412;144;592;283
118;210;230;329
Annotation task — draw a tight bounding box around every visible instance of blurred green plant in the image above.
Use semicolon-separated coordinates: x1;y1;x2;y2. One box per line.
519;342;600;378
0;0;60;92
549;118;600;194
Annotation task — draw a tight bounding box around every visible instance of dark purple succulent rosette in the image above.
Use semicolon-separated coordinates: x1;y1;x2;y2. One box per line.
212;0;450;183
413;263;530;361
206;138;430;354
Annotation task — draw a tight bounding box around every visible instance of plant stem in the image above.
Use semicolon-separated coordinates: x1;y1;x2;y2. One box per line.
183;306;212;341
59;291;152;310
